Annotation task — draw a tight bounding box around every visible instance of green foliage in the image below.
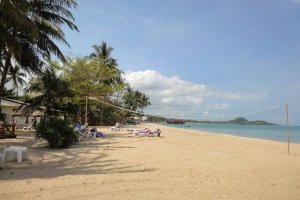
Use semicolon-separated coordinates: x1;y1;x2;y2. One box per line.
26;65;74;116
122;87;151;113
63;42;126;124
36;117;78;148
0;0;78;96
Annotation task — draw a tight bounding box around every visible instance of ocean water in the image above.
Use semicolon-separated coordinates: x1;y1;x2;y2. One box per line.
163;123;300;143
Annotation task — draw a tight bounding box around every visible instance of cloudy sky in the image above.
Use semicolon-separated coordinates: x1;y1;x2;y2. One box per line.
60;0;300;125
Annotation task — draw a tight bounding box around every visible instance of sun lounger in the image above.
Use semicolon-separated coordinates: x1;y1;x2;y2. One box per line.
109;126;120;131
127;129;161;137
146;129;161;137
23;124;33;130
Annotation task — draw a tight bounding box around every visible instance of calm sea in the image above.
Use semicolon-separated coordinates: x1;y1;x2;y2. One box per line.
162;123;300;143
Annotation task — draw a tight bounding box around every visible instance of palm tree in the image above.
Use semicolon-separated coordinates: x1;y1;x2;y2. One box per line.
6;65;27;95
140;94;151;113
122;88;144;112
0;0;78;96
123;87;134;111
90;42;124;87
26;66;73;117
90;42;114;61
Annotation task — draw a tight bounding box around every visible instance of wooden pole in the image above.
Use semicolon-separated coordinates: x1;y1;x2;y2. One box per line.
285;103;290;155
84;96;88;147
85;96;88;124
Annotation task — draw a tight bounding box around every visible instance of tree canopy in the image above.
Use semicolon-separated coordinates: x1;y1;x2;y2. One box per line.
0;0;78;96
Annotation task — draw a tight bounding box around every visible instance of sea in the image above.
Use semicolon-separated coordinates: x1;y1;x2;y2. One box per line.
162;123;300;143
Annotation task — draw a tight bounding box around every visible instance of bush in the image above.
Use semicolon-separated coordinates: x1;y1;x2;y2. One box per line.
36;117;78;148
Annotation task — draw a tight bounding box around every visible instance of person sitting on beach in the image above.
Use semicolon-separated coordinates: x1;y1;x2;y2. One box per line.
90;127;104;138
74;123;82;133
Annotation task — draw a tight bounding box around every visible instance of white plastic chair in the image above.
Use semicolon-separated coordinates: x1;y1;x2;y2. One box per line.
23;124;33;130
1;146;28;169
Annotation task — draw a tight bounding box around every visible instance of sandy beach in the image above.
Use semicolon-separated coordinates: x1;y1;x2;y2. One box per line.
1;123;300;200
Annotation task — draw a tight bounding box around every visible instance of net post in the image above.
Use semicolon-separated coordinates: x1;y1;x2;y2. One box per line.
285;103;290;155
84;96;88;147
85;96;88;124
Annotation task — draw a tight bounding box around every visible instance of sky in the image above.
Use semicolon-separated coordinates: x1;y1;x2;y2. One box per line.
59;0;300;125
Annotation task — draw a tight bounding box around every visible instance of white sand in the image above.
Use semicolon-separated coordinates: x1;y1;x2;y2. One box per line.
1;123;300;200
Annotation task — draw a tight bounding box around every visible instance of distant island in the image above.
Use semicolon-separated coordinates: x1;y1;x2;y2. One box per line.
165;117;275;125
197;117;275;125
166;119;186;124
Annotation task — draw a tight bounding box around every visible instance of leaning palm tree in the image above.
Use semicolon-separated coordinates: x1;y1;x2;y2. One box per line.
0;0;78;96
6;65;27;95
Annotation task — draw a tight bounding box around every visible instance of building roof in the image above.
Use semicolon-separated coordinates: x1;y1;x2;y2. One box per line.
1;97;62;116
0;98;27;109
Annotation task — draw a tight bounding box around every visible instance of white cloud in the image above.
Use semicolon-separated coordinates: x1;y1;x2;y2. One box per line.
213;91;267;101
123;70;268;118
214;103;230;110
124;70;207;108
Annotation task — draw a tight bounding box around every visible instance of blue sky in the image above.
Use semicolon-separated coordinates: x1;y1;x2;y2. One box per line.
60;0;300;125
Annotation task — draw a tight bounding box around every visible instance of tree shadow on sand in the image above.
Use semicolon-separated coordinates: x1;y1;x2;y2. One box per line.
0;133;156;180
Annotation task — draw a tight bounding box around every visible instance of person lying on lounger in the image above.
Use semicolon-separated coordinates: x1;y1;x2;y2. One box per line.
90;127;104;138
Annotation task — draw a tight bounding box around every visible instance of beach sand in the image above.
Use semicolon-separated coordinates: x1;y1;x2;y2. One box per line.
1;123;300;200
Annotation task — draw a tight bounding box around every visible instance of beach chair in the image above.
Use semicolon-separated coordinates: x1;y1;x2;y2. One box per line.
146;129;161;137
126;129;148;137
23;123;33;130
0;146;29;169
75;123;89;142
109;122;121;131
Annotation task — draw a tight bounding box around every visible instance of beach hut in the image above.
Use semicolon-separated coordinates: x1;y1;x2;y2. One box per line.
0;97;63;129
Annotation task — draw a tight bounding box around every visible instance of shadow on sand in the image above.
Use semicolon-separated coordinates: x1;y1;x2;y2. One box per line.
0;132;156;180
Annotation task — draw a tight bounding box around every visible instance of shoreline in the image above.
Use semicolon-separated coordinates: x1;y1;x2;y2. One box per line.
1;123;300;200
159;122;300;144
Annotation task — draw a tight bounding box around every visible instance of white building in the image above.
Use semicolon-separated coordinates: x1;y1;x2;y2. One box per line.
0;97;44;128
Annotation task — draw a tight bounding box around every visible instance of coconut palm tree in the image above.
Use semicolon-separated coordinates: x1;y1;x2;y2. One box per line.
6;65;27;95
123;88;145;112
0;0;78;96
140;94;151;113
123;87;135;111
26;66;73;117
89;42;124;88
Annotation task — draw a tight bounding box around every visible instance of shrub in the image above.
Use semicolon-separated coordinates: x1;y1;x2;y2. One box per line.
36;117;78;148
